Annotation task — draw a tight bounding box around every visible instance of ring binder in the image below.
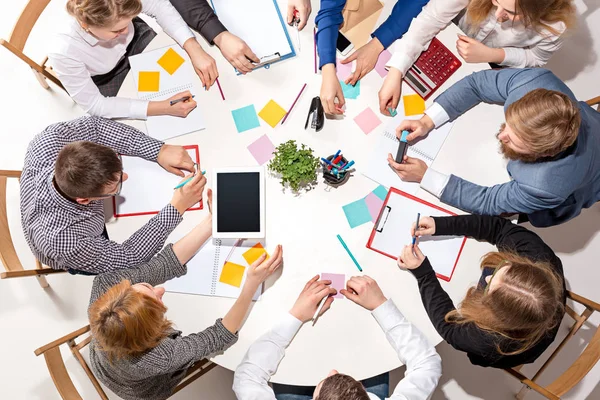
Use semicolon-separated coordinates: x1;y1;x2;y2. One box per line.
211;239;222;295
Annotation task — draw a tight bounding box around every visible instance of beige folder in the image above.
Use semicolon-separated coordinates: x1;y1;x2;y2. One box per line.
340;0;384;49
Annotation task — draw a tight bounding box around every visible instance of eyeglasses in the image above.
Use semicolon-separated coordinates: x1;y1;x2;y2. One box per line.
96;154;123;198
483;260;508;295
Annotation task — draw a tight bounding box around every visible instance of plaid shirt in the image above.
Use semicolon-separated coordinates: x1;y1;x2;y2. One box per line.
20;116;183;273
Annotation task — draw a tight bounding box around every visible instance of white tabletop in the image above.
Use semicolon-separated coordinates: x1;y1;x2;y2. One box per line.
114;6;511;385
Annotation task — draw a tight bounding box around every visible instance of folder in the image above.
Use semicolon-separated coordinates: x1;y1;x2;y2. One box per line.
341;0;384;49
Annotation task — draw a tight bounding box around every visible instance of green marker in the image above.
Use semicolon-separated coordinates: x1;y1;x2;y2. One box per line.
336;234;363;272
173;170;206;190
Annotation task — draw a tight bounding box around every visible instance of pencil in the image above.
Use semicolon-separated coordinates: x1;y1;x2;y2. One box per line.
313;27;317;74
215;78;225;101
281;83;307;125
336;234;363;272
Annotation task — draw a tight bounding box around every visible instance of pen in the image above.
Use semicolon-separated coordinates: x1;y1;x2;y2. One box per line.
321;157;336;168
173;169;206;190
339;160;355;171
281;83;307;125
293;10;301;52
170;95;195;106
412;213;421;246
336;234;363;272
312;294;328;326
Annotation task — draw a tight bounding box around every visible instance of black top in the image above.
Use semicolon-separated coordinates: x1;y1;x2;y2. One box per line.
409;215;566;369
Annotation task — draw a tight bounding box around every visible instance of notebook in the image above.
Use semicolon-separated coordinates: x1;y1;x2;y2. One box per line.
164;238;264;300
113;145;202;217
363;114;454;194
209;0;295;72
366;188;466;281
128;45;206;140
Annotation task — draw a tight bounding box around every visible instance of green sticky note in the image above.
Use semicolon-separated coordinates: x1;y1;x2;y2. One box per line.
342;198;372;228
232;105;260;133
340;80;361;100
373;185;388;201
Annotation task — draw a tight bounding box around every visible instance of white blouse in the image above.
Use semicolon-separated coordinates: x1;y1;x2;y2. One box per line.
48;0;194;120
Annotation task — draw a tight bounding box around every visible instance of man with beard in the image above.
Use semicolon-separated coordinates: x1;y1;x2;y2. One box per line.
387;68;600;228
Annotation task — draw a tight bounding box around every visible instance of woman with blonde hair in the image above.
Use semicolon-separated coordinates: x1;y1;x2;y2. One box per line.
49;0;218;120
88;191;284;399
378;0;576;115
398;214;565;368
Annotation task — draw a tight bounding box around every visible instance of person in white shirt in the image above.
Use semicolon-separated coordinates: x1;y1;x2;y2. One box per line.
233;275;442;400
49;0;219;120
377;0;576;115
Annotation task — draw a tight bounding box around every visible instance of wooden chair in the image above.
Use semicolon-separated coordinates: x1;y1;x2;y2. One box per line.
586;96;600;111
0;0;65;90
0;170;65;287
504;291;600;400
34;325;217;399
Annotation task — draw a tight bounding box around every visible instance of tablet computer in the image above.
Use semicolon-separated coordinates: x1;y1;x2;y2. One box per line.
212;167;266;239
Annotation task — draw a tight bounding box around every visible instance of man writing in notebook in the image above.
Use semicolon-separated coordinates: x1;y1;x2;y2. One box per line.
233;275;442;399
20;116;205;275
387;68;600;228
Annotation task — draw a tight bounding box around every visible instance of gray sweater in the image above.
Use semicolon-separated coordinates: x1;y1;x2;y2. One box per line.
88;244;238;400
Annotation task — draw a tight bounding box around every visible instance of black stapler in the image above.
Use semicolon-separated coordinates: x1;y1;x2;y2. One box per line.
305;96;325;132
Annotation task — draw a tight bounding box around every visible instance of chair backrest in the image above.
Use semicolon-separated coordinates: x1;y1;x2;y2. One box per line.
585;96;600;111
0;170;26;273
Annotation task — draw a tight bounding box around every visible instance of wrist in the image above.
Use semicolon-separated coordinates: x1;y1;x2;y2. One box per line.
183;38;204;55
213;31;228;47
289;307;308;323
368;296;387;311
170;200;186;216
421;114;435;131
322;63;336;77
491;48;505;64
387;67;403;81
370;37;384;53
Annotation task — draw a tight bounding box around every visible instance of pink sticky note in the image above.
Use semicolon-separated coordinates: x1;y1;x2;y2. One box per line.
247;135;276;165
374;50;392;78
353;107;382;135
321;273;345;299
365;192;384;222
336;58;353;81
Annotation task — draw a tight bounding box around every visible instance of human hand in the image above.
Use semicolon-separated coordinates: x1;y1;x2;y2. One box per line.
287;0;311;30
410;216;435;237
320;65;345;115
184;39;218;89
245;245;283;288
342;38;384;86
378;68;403;116
205;188;213;215
214;31;259;74
397;244;425;270
396;116;435;142
170;172;207;215
456;35;504;64
290;275;336;322
340;276;387;311
386;155;428;182
157;144;196;176
163;91;197;118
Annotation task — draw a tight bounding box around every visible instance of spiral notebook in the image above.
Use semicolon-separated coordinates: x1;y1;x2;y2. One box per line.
129;45;206;140
164;238;263;300
363;114;454;194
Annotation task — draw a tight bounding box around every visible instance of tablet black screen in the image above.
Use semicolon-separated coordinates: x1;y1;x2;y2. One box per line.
216;172;261;233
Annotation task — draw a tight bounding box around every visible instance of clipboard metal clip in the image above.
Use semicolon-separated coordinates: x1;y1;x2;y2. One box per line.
375;205;391;233
252;52;281;69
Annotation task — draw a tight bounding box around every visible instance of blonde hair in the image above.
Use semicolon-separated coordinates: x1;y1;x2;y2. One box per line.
466;0;576;36
445;251;564;355
506;88;581;158
66;0;142;28
89;280;173;361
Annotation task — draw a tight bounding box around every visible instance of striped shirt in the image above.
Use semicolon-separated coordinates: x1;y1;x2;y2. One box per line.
20;116;183;274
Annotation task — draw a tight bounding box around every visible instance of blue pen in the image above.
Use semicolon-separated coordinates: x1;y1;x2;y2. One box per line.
332;149;341;160
173;170;206;190
412;213;421;246
321;157;336;168
336;234;363;272
339;160;355;171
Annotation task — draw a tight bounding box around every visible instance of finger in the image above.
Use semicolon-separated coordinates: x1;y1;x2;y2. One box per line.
167;166;184;176
320;295;335;314
179;157;195;173
337;93;346;111
233;58;250;74
341;52;357;63
413;244;425;259
315;285;334;299
323;98;336;115
304;275;320;291
287;4;294;25
250;253;267;268
397;256;407;269
386;155;405;170
244;49;260;64
241;57;256;72
196;69;207;88
340;288;360;303
298;8;310;30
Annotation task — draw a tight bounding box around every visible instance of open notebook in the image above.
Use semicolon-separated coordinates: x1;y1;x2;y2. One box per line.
129;45;206;140
363;114;454;194
367;188;466;281
164;238;265;300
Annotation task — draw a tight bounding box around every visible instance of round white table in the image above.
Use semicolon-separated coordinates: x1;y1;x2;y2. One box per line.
114;14;511;385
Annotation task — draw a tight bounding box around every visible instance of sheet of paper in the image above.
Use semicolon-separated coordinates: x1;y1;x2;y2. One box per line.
138;71;160;92
220;261;246;287
232;105;261;133
341;80;360;99
336;58;353;81
157;48;185;75
258;100;287;128
247;134;276;165
403;94;426;116
374;50;392;78
353;107;381;135
342;198;372;228
243;243;269;265
321;273;345;299
365;192;384;222
372;185;388;201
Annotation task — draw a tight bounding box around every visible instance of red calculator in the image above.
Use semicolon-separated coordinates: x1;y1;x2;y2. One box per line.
403;37;461;100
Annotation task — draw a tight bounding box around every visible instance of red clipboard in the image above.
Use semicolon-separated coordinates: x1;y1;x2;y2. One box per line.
366;187;466;281
113;145;203;218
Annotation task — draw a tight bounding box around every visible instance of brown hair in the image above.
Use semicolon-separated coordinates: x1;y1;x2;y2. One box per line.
446;251;564;355
505;89;581;158
466;0;576;36
66;0;142;28
54;141;122;198
89;280;173;361
316;374;369;400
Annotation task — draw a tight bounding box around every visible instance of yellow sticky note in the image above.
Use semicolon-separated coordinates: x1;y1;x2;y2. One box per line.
138;71;160;92
157;48;185;75
258;100;287;128
403;94;426;116
219;262;246;288
243;243;269;265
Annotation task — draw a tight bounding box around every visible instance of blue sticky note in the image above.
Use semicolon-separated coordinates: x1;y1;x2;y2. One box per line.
340;80;361;100
372;185;388;201
231;105;260;133
342;198;372;228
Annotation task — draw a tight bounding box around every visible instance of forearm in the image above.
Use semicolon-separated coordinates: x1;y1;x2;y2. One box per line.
91;117;163;160
142;0;194;46
315;0;345;68
172;216;213;264
372;0;429;48
432;215;513;244
169;0;226;44
222;282;259;334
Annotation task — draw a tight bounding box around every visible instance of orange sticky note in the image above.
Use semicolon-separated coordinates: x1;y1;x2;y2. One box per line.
138;71;160;92
157;48;185;75
403;94;426;116
219;262;246;287
258;100;287;128
243;243;269;265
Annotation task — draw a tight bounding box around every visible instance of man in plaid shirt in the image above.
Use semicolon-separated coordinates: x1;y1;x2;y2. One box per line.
20;116;206;274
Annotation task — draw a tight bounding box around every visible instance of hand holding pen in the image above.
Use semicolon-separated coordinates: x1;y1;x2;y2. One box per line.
290;275;336;324
410;216;436;238
170;167;207;215
164;91;197;118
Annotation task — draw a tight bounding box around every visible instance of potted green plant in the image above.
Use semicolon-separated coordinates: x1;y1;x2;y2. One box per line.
268;140;320;193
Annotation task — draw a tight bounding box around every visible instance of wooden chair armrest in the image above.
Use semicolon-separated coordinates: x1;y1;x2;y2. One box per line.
34;326;91;356
1;268;66;279
0;170;22;178
504;368;560;400
585;96;600;107
568;291;600;312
